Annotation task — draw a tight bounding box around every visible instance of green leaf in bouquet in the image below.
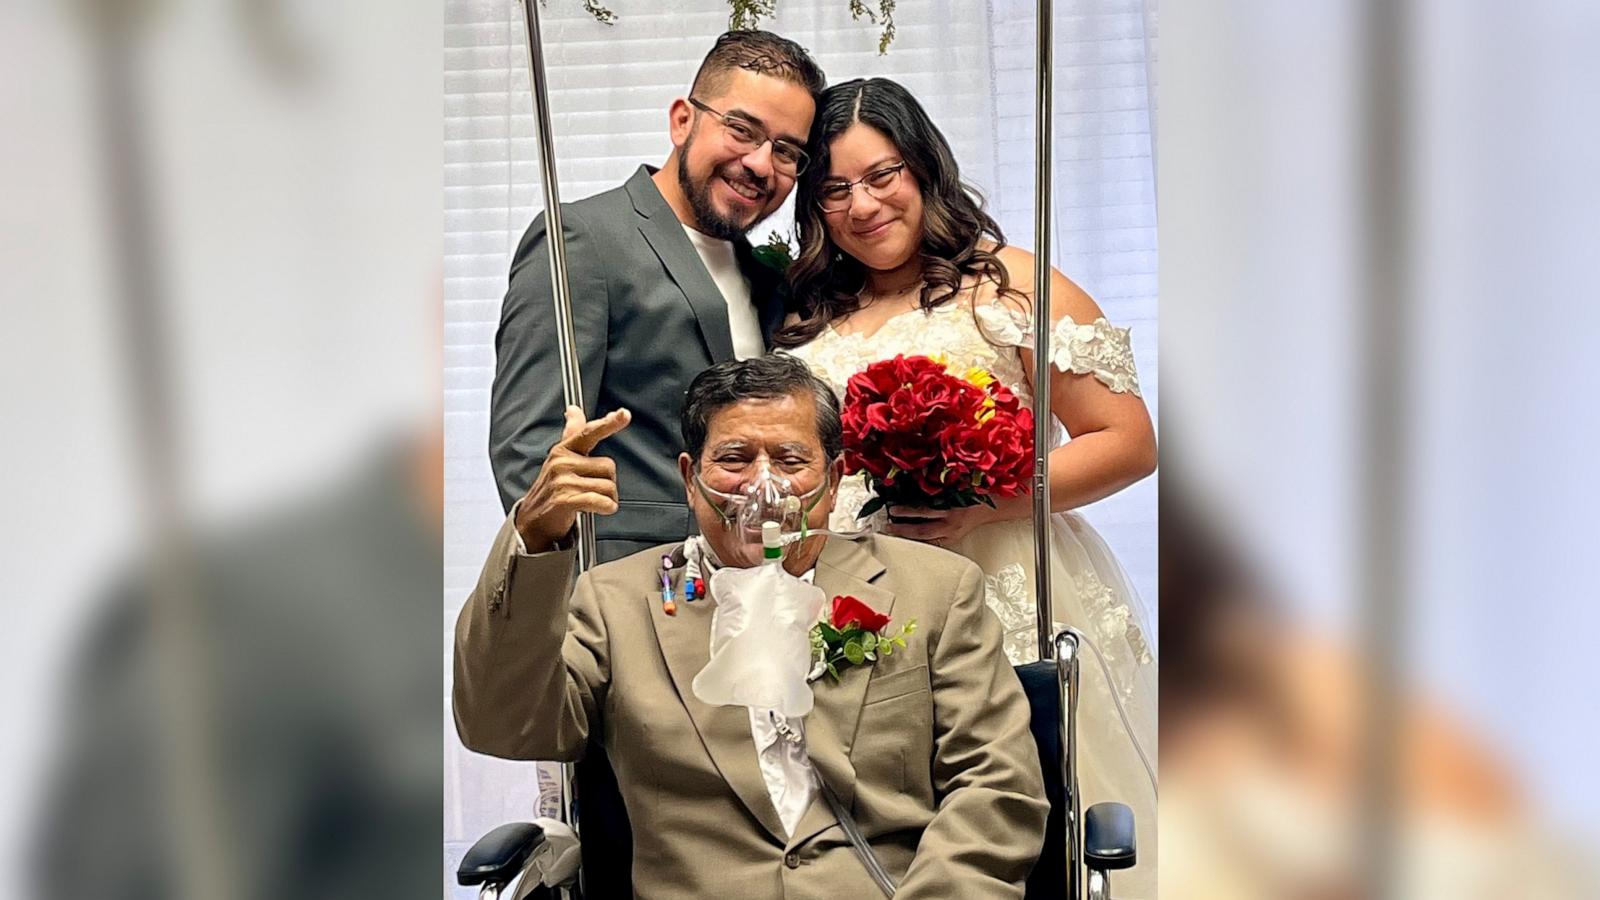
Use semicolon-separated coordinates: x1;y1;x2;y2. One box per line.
818;622;842;643
928;491;979;511
857;496;888;520
861;632;878;651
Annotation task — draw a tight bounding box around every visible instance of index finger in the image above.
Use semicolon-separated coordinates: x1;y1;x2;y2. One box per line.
563;407;632;456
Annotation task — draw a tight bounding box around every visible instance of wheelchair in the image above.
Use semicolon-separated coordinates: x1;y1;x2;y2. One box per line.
456;628;1138;900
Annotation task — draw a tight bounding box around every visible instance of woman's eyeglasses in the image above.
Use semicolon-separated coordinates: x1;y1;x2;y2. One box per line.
687;98;811;177
815;162;908;213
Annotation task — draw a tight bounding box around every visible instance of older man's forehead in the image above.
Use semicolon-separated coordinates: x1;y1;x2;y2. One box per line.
705;422;822;450
702;395;821;449
707;436;819;455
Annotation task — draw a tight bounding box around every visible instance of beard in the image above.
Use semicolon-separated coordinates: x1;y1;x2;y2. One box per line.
677;137;771;241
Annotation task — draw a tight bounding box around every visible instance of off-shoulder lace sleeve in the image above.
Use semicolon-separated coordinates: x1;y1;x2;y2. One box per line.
973;302;1142;396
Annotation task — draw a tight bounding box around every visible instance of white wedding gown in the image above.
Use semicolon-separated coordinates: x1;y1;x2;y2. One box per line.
790;298;1160;898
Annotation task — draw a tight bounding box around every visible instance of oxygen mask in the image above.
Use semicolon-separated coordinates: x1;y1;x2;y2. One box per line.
693;459;830;554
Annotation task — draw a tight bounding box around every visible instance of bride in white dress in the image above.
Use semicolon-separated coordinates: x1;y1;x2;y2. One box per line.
778;78;1160;897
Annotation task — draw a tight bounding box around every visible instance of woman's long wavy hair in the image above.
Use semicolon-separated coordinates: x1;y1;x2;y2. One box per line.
773;77;1024;349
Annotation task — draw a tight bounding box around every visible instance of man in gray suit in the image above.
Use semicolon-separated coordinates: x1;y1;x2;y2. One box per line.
492;30;826;561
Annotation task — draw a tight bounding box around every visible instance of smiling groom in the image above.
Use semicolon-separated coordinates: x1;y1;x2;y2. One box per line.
491;31;826;562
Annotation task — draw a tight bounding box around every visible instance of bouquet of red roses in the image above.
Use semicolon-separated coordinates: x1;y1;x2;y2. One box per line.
840;354;1035;521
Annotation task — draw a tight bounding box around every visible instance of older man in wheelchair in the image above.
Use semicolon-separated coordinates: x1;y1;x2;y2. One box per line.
453;354;1136;899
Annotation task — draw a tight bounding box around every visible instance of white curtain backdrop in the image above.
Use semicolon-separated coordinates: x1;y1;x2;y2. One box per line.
443;1;1157;892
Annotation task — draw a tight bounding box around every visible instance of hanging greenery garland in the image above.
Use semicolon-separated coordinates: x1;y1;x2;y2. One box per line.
559;1;897;54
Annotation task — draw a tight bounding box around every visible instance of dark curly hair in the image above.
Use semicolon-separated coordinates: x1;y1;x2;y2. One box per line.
773;77;1024;348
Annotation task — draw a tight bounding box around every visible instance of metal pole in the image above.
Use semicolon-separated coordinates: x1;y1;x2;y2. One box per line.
1056;630;1083;900
520;0;598;571
517;4;589;893
81;10;237;899
1032;0;1057;662
1358;0;1408;895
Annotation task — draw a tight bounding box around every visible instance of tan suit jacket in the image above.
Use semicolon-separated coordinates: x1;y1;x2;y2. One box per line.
454;516;1048;899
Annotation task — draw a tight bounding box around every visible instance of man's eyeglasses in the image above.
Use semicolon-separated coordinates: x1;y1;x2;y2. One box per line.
687;98;811;177
815;162;908;213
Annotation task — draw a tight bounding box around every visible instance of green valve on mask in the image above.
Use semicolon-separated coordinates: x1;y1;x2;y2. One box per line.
762;521;783;563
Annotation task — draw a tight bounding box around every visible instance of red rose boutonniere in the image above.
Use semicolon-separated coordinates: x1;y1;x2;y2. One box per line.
809;595;917;682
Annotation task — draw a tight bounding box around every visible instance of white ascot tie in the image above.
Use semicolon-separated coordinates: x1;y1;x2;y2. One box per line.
685;536;824;837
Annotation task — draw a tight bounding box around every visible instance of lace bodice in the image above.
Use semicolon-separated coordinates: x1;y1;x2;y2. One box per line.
789;299;1140;414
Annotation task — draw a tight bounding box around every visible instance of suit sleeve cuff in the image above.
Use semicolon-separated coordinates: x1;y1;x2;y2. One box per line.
508;498;576;557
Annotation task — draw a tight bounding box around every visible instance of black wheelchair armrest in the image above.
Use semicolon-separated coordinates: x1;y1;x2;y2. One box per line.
1084;802;1136;870
457;822;547;887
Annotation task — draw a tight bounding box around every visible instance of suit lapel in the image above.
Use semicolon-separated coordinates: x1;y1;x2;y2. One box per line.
787;538;895;850
626;166;737;363
647;563;789;844
733;238;788;347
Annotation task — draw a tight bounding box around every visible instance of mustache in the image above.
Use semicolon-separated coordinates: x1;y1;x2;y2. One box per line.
717;163;770;198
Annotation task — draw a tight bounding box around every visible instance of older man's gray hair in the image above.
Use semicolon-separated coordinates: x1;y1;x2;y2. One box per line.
680;354;842;461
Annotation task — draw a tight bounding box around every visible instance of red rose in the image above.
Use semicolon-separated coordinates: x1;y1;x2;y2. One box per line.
880;433;937;472
909;373;985;428
882;356;914;385
830;594;891;633
943;424;1000;471
909;468;943;497
984;412;1036;497
989;383;1023;413
896;355;943;381
849;359;899;398
887;390;923;426
907;377;956;418
992;421;1028;460
843;447;891;480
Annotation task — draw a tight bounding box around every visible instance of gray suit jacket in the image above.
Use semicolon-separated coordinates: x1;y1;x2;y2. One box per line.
490;165;787;561
454;523;1049;899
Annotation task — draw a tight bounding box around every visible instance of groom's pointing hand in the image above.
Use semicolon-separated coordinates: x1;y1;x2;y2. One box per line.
515;406;632;553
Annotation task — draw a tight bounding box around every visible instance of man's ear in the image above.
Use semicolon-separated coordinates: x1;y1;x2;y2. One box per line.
667;98;695;148
827;456;846;499
678;452;696;503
